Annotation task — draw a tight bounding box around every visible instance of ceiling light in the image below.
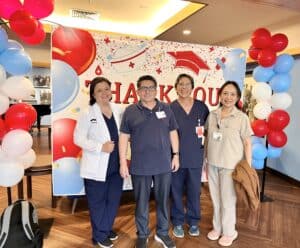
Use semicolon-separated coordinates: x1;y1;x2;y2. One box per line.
183;29;191;35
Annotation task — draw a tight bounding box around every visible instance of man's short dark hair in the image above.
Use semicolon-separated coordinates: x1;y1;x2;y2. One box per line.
175;73;194;89
137;75;157;88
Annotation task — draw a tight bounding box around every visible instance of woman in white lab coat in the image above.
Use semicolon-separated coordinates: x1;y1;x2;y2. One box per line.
74;77;123;248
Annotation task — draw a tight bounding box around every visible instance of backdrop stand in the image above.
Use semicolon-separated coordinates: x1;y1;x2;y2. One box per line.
260;141;273;202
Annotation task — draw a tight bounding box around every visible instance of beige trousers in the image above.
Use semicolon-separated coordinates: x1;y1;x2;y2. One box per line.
208;165;237;236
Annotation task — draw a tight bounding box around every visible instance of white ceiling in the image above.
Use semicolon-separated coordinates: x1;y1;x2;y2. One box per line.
8;0;300;49
157;0;300;45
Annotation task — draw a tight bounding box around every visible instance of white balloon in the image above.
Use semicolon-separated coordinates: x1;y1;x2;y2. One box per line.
2;130;33;157
0;158;24;187
0;64;6;85
18;149;36;169
0;76;34;100
270;92;292;110
253;101;272;120
252;83;272;101
0;93;9;115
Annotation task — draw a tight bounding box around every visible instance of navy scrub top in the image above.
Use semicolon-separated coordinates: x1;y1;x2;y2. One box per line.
120;100;178;176
170;99;209;168
103;114;119;175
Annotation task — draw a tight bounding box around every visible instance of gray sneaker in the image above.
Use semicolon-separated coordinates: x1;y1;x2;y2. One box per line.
188;225;200;237
173;225;184;238
135;237;148;248
154;234;176;248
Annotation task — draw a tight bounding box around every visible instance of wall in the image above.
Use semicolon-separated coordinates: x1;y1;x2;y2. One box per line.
222;16;300;181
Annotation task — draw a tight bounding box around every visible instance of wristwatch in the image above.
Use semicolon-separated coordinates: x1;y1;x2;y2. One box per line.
172;152;179;156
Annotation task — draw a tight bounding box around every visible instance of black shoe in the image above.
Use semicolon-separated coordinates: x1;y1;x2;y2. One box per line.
108;230;118;241
95;237;113;248
135;237;148;248
154;234;176;248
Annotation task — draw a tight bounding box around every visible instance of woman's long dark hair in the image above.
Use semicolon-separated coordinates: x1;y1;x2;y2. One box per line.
219;81;241;109
89;77;112;105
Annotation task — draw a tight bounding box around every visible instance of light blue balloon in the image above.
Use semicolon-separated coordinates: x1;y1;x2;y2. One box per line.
252;159;264;170
0;28;8;53
269;73;291;92
52;60;80;113
274;54;294;73
253;66;274;82
53;157;84;195
251;136;265;145
0;49;32;75
7;39;24;51
216;48;247;91
267;145;282;158
252;143;268;160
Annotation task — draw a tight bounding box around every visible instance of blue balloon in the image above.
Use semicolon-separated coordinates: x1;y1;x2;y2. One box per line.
0;28;8;53
253;66;274;82
269;73;291;92
274;54;294;73
7;39;24;51
52;60;80;113
252;159;264;170
252;143;268;160
251;136;265;145
217;48;247;91
0;49;32;75
53;157;84;195
267;145;282;158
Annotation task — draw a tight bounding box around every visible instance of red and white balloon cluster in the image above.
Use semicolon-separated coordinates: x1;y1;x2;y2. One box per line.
248;28;294;169
0;0;54;45
0;28;38;187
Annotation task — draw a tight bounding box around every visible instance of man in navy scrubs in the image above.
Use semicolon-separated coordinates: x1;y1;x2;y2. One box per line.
119;75;180;248
170;73;209;238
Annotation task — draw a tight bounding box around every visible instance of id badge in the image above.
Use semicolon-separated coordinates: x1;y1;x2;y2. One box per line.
156;111;166;119
195;126;204;138
213;131;222;141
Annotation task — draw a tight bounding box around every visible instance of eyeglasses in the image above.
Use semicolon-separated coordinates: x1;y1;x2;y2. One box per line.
138;86;156;92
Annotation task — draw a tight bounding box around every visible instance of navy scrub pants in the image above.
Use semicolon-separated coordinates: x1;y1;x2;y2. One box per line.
84;171;123;243
170;167;202;226
132;172;172;238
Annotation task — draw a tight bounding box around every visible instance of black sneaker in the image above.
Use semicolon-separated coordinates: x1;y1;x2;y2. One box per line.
135;237;148;248
154;234;176;248
108;230;118;241
95;237;113;248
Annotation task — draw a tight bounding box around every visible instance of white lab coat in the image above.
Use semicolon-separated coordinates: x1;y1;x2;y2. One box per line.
73;102;123;181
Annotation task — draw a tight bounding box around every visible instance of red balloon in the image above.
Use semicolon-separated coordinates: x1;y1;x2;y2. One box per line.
53;118;81;161
251;119;269;137
267;110;290;131
5;103;37;131
248;45;261;60
0;118;7;140
267;130;287;147
257;49;276;67
52;27;96;75
20;21;46;45
251;28;272;49
9;10;38;37
271;33;288;52
0;0;22;19
23;0;54;19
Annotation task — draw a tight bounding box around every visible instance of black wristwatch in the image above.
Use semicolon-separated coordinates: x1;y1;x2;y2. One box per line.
172;152;179;156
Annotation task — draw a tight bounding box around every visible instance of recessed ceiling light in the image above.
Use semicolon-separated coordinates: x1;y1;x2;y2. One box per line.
183;29;191;35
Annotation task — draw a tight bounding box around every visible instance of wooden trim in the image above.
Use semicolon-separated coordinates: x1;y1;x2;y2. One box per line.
266;167;300;187
32;61;51;68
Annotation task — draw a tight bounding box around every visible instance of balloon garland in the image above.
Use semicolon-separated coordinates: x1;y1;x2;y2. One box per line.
248;27;294;169
0;0;54;187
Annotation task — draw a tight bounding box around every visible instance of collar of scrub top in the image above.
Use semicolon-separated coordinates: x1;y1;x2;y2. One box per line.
214;106;240;129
